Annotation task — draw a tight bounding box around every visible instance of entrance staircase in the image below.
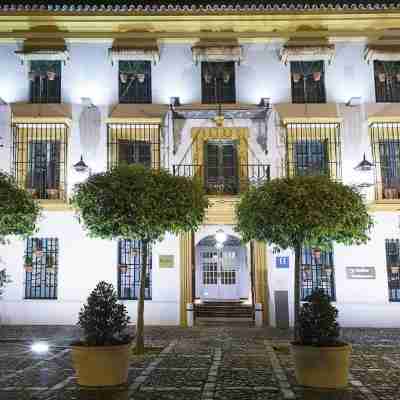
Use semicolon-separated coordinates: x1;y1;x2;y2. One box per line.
194;301;254;326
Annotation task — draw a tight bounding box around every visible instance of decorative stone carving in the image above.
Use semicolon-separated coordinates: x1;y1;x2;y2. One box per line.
279;45;335;64
364;45;400;62
192;41;243;64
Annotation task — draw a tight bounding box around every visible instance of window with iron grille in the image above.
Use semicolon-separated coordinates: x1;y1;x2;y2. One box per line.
119;61;152;104
24;238;58;299
204;140;239;194
290;61;326;104
385;239;400;301
286;123;341;179
118;240;152;300
12;123;68;200
107;123;161;170
374;61;400;103
370;123;400;200
300;247;335;301
29;61;61;103
201;62;235;104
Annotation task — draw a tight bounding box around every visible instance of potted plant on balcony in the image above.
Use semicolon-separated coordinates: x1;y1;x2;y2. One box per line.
291;289;351;389
71;281;132;386
24;256;33;273
45;255;56;273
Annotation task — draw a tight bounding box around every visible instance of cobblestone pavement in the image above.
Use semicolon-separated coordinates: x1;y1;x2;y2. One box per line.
0;326;400;400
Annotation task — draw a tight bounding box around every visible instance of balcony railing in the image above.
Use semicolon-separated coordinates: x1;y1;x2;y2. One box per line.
173;164;270;195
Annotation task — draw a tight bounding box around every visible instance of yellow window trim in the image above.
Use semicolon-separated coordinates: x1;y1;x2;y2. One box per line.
12;117;72;127
282;117;342;124
105;117;163;124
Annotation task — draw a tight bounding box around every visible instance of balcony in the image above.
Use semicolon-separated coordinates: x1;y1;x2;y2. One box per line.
173;163;270;195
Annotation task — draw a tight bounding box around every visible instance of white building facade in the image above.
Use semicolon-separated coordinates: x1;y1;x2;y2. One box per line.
1;2;400;328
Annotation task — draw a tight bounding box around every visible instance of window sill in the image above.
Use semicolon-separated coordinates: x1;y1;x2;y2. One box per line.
369;200;400;212
38;200;72;211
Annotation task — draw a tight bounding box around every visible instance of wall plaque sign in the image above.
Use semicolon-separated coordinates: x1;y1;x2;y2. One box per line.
159;255;174;269
346;267;376;279
276;256;289;269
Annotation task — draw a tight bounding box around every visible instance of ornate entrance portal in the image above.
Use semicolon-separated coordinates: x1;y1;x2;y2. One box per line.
196;235;247;301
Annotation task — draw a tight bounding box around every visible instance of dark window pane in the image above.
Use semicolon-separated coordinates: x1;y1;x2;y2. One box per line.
201;62;235;104
119;61;152;103
118;240;152;300
386;239;400;302
374;61;400;103
118;140;152;168
24;238;58;300
30;61;61;103
294;140;328;176
291;61;326;104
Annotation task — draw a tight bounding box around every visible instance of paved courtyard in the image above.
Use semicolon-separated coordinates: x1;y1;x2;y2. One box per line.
0;325;399;400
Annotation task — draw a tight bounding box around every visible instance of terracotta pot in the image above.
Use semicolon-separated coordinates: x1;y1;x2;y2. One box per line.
27;189;37;198
313;71;321;82
24;265;33;273
137;73;145;83
71;343;131;386
378;73;386;83
47;71;56;81
119;265;128;274
292;73;301;83
120;73;128;83
312;249;321;260
291;343;351;389
34;250;43;257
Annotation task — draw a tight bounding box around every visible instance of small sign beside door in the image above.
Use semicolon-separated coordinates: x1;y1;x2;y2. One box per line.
346;266;376;279
159;255;174;269
276;256;289;269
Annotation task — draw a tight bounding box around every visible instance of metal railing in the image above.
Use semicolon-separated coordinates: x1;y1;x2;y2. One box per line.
173;163;270;195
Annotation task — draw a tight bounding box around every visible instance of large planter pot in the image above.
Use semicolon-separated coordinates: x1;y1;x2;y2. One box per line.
71;343;131;386
291;343;351;389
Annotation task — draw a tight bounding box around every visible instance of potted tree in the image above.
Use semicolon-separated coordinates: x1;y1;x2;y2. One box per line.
235;176;372;387
71;281;131;386
72;164;208;354
292;289;351;389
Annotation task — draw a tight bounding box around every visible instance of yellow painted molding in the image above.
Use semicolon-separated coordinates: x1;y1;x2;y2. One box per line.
12;117;72;126
38;200;72;211
368;201;400;212
368;117;400;124
204;196;239;225
105;117;163;124
253;241;269;326
283;117;343;124
179;231;193;327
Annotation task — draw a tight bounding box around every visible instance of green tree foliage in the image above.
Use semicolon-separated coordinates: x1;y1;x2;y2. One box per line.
78;281;130;346
236;175;373;337
297;289;340;346
72;164;208;353
0;171;41;241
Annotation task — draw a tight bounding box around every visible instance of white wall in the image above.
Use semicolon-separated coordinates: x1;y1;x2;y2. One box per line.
0;40;399;326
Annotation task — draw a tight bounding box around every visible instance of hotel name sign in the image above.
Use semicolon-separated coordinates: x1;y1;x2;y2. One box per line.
346;267;376;280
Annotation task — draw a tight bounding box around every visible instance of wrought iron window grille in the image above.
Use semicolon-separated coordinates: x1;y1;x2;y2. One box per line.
118;240;152;300
201;61;236;104
107;123;161;170
300;246;335;301
290;61;326;104
12;123;68;200
24;238;58;299
119;61;152;104
29;61;61;103
374;61;400;103
370;123;400;200
385;239;400;302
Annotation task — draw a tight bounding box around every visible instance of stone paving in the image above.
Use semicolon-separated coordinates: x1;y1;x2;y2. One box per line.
0;326;400;399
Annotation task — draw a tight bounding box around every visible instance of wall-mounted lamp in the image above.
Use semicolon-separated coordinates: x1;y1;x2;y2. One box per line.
81;97;94;108
346;97;362;107
169;97;181;107
0;97;7;105
215;229;227;245
354;153;374;172
73;155;90;174
259;97;270;108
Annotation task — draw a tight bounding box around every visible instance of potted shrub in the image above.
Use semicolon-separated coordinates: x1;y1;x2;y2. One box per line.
24;256;33;273
71;281;132;386
291;289;351;389
119;264;128;274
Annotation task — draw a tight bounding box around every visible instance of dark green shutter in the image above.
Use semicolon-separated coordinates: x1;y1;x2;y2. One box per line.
222;142;238;193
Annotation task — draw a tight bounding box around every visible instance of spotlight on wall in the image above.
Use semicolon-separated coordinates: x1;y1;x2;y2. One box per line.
81;97;94;108
0;97;7;105
354;153;374;172
259;97;270;108
215;229;227;245
169;97;181;107
346;97;362;107
73;155;90;174
31;341;49;354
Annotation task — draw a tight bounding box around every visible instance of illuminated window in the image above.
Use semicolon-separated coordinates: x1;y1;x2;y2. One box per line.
24;238;58;299
201;62;235;104
290;61;326;104
374;61;400;103
119;61;152;104
12;123;68;200
29;61;61;104
300;247;335;301
118;240;152;300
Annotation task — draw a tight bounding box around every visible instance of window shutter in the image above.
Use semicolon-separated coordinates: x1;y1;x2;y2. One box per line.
47;141;60;189
136;141;152;167
205;142;220;188
222;142;238;192
118;140;131;164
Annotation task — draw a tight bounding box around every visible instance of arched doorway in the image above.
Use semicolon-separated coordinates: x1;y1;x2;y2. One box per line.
195;234;249;301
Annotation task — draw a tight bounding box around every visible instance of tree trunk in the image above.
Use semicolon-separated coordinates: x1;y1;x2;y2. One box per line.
294;243;302;341
135;239;148;355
